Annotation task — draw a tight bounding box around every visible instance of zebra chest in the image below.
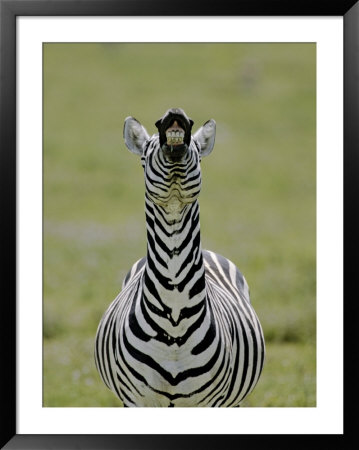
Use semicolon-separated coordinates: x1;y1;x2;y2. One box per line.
121;296;215;398
123;331;203;399
128;293;203;363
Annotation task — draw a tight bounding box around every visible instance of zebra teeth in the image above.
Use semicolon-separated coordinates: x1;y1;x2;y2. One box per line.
166;130;185;146
166;137;184;145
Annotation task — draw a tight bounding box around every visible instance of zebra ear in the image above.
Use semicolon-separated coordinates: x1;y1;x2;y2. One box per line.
193;119;216;157
123;117;150;155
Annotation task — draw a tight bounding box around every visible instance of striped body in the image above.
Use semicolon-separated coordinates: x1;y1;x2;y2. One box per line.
95;108;265;407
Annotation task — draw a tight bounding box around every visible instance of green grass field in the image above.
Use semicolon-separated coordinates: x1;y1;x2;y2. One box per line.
43;43;316;407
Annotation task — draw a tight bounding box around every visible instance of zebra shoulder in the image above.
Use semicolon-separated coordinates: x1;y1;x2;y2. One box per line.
203;249;251;303
122;256;147;290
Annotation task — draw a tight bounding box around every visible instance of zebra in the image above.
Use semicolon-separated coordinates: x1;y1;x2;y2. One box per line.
95;108;265;407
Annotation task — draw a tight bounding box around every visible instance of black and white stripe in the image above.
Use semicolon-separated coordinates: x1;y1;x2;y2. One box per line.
95;108;265;407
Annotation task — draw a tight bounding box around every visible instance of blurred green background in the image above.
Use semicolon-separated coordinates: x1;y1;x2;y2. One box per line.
43;43;316;407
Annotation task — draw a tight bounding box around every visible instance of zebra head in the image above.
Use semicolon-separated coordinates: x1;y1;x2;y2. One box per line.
123;108;216;210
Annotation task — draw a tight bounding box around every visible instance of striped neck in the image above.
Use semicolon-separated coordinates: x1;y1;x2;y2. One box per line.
143;194;206;326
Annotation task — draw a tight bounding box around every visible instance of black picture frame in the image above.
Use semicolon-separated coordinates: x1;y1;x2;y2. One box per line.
1;0;357;448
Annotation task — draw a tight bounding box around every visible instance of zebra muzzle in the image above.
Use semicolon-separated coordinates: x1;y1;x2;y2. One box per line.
155;108;193;148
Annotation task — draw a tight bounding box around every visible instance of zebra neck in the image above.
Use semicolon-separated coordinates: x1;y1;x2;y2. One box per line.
143;197;206;321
